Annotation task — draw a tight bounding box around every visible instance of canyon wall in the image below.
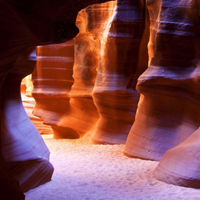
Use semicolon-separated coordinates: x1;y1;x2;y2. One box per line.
31;0;200;189
123;0;200;188
32;40;76;138
33;1;116;139
64;2;116;138
2;0;200;192
33;0;149;144
0;0;114;198
124;0;200;160
91;0;149;144
1;47;54;193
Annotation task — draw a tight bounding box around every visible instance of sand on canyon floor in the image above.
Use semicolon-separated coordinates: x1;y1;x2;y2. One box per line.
22;94;200;200
24;134;200;200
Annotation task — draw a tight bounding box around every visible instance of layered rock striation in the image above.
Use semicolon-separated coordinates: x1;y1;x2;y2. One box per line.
32;40;76;138
125;0;200;160
1;47;54;192
32;0;149;143
154;128;200;188
33;1;116;139
0;0;114;198
91;0;149;144
61;2;117;138
123;0;200;188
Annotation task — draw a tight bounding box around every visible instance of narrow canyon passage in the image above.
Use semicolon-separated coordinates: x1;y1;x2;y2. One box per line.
21;93;200;200
24;130;200;200
3;0;200;198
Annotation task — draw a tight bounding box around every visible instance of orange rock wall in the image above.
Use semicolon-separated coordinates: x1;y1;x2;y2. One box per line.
123;0;200;188
33;1;117;138
32;40;76;138
92;0;149;144
124;0;200;160
32;0;149;143
0;0;115;197
19;0;200;189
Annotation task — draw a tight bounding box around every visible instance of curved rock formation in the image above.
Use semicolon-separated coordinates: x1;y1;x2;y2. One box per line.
154;128;200;188
21;75;52;135
58;2;117;138
0;0;114;198
33;1;116;139
124;0;200;161
32;40;76;138
91;0;149;144
1;47;54;192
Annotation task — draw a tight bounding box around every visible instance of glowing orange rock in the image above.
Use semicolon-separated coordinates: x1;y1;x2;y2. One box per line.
32;40;76;138
0;0;114;197
124;0;200;161
57;2;117;138
91;0;149;144
33;2;116;138
21;75;33;97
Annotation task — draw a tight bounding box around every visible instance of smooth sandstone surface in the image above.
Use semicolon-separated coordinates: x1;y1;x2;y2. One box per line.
124;0;200;160
32;40;76;138
32;2;116;139
0;0;114;198
154;128;200;188
66;2;116;138
91;0;149;144
3;0;200;192
1;46;54;193
124;0;200;188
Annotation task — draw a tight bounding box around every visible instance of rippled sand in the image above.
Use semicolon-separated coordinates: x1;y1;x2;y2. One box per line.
25;135;200;200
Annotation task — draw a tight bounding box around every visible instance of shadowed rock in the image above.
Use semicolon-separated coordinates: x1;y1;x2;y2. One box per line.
92;0;149;144
32;1;116;139
124;0;200;160
0;0;114;198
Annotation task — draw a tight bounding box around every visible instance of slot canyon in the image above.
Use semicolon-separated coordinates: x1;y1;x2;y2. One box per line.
1;0;200;199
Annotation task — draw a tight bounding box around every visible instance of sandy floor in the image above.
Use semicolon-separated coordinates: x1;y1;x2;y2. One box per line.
22;94;200;200
24;135;200;200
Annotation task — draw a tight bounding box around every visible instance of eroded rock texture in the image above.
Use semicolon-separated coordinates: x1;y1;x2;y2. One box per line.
32;0;149;143
1;47;54;193
57;2;117;138
32;40;76;138
33;1;116;139
154;128;200;188
21;77;53;135
123;0;200;188
0;0;114;198
91;0;149;144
